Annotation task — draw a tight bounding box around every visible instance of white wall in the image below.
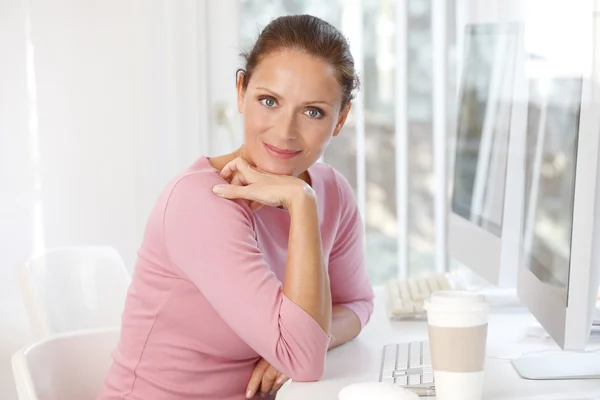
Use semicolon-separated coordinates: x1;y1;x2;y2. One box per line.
29;0;211;264
0;3;36;398
206;0;244;155
0;1;209;398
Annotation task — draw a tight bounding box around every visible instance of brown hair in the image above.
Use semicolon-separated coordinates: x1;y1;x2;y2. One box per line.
239;14;360;109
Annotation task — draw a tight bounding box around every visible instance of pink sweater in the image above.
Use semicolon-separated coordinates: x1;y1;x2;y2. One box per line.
99;156;374;400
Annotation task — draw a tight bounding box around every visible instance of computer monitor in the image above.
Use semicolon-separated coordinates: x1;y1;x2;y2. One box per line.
512;74;600;380
449;23;524;286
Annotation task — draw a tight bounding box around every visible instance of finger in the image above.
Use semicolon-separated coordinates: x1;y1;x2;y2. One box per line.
230;173;255;210
220;157;247;179
270;372;289;394
221;157;258;182
259;366;279;396
219;158;240;180
212;184;255;201
237;171;251;186
231;172;245;187
213;185;269;211
246;359;269;399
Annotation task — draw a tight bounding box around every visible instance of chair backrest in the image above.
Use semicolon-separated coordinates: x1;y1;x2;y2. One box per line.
12;329;119;400
20;246;131;338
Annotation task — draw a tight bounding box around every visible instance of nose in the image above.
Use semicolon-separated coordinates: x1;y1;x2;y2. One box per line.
275;110;299;141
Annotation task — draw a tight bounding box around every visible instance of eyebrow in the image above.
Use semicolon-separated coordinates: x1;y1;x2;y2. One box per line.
255;86;334;108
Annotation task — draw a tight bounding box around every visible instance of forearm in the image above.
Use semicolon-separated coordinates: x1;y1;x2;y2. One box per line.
328;305;362;350
283;192;332;334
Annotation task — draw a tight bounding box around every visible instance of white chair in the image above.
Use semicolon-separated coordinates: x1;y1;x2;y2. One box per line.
12;328;119;400
20;246;131;338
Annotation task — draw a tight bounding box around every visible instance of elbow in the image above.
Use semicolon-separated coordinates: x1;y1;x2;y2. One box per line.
275;295;330;381
346;296;375;331
287;356;326;382
358;288;376;329
274;334;329;382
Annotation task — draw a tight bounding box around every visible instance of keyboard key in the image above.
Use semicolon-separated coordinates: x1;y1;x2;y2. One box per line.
408;375;421;385
418;278;431;299
381;370;394;381
427;274;442;293
380;341;435;387
382;344;397;372
437;274;453;290
423;372;435;382
422;341;430;357
409;342;421;368
408;279;422;300
398;280;411;300
394;375;408;385
397;343;409;370
385;273;460;319
389;301;415;317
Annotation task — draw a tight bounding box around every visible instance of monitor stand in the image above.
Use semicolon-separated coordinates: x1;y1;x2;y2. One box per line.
513;306;600;380
511;351;600;380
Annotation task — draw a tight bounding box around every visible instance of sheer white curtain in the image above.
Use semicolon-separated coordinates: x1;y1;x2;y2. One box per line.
0;1;208;397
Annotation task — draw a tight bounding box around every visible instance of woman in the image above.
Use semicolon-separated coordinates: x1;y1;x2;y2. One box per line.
99;14;374;400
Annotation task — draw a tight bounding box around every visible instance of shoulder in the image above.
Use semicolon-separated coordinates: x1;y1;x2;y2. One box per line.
169;169;223;198
158;159;252;224
309;162;357;209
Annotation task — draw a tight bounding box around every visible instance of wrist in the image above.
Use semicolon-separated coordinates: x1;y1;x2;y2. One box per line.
286;183;317;211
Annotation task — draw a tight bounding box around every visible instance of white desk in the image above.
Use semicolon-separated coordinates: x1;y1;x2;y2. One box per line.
278;288;600;399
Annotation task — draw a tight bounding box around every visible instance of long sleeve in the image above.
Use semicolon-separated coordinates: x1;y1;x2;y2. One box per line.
328;170;375;330
162;172;330;381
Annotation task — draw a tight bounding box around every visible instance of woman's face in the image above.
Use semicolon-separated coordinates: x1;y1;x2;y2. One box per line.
237;49;351;176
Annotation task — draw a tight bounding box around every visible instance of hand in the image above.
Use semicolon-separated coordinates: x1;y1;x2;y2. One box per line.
246;358;289;399
212;157;314;211
220;159;264;212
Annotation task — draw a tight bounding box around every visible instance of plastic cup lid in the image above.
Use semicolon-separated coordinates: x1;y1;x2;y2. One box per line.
424;290;489;312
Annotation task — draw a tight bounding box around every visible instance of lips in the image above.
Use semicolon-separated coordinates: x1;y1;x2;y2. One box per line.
263;142;302;159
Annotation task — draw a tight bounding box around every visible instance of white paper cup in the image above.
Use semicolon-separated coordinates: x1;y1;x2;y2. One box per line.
424;291;490;400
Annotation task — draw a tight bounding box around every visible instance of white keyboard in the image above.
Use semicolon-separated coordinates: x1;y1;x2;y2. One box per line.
384;272;466;319
379;341;435;396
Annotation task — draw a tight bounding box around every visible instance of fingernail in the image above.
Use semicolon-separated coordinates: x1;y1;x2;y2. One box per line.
212;185;224;195
276;376;286;385
269;390;275;396
246;389;253;399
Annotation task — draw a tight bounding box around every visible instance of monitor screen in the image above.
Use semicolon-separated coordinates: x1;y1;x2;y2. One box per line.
522;77;582;296
451;24;518;237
